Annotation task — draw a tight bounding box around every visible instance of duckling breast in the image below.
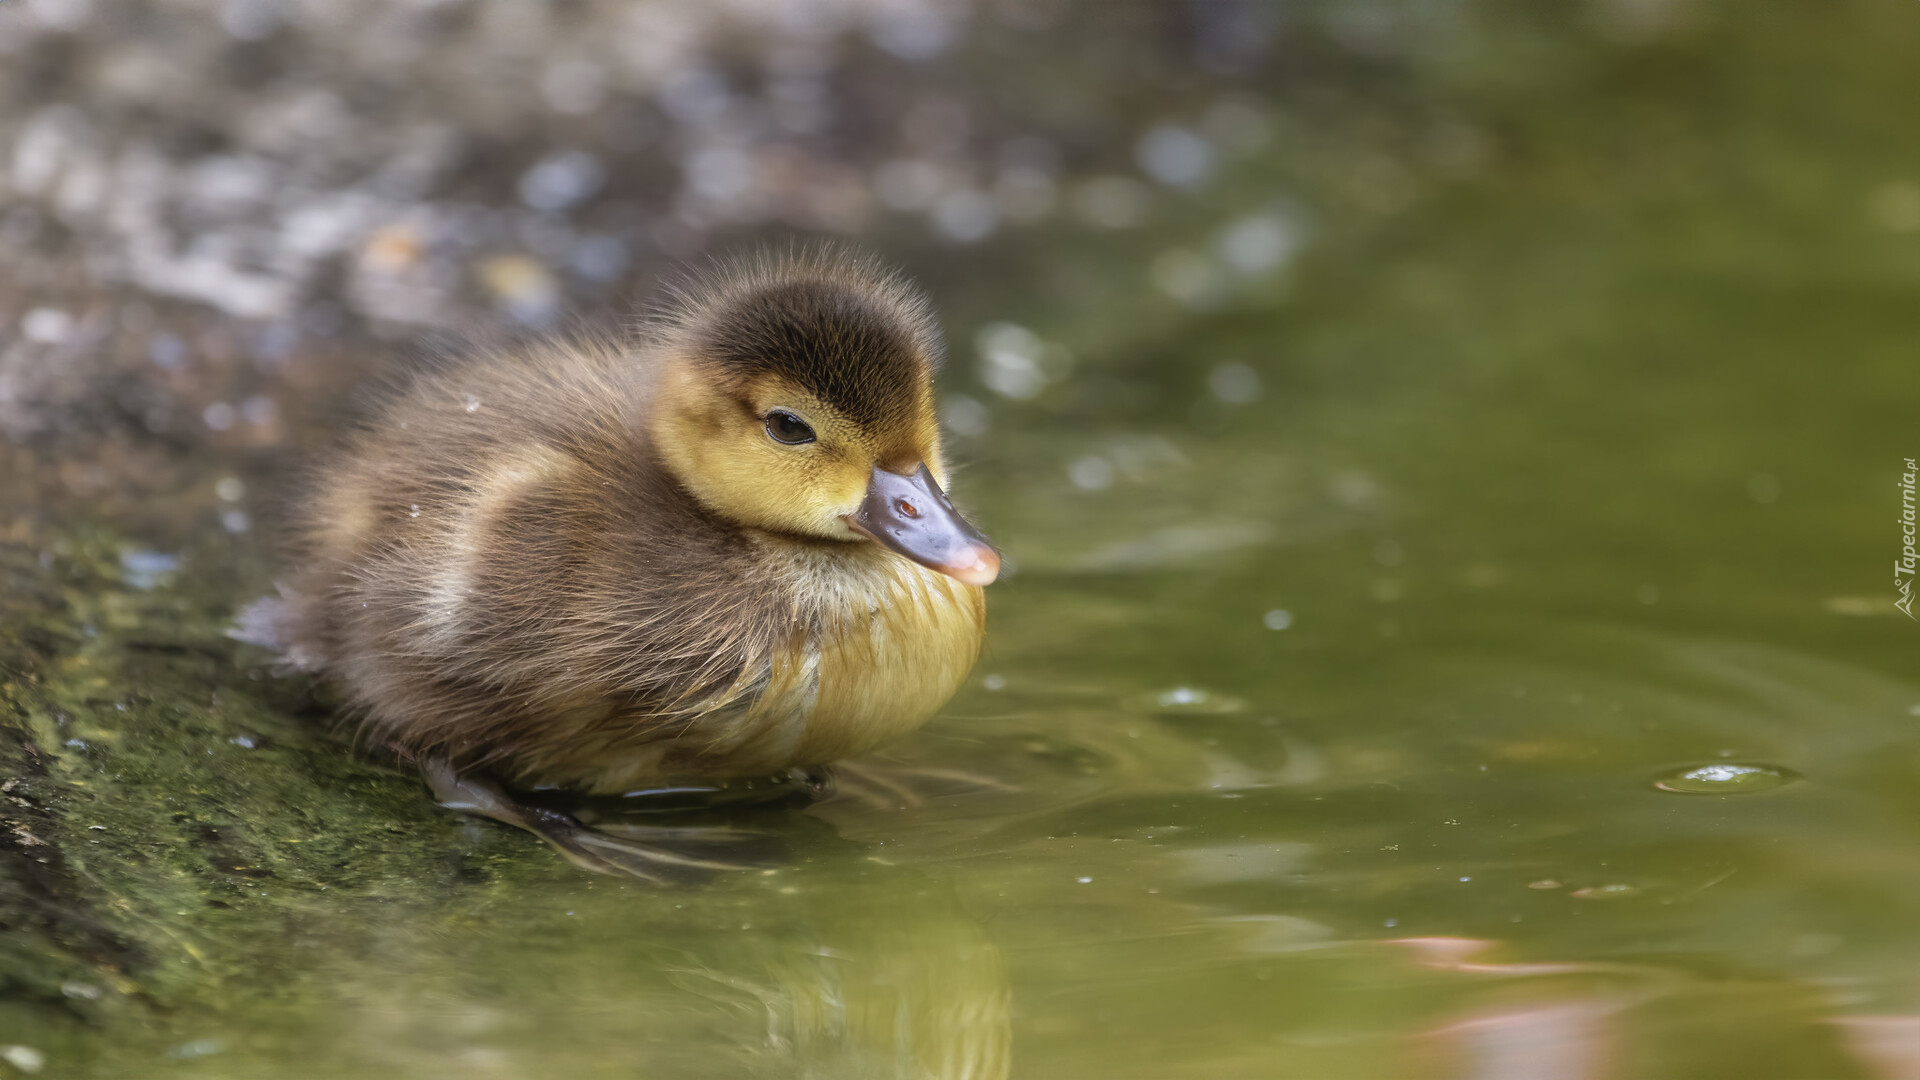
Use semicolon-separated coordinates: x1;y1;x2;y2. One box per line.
743;541;987;767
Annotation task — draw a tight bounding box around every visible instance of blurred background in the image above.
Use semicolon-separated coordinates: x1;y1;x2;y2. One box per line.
3;1;1920;1078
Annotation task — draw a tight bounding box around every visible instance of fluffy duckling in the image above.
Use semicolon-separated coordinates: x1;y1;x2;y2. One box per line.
246;250;998;875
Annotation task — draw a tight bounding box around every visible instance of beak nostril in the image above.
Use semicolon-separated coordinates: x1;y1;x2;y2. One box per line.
897;499;919;519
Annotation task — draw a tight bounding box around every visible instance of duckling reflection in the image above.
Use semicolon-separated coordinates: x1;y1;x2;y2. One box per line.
672;882;1010;1079
323;861;1009;1080
242;250;1000;877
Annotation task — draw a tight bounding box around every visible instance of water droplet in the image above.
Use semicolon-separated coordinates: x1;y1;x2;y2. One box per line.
1654;763;1797;794
982;674;1006;691
409;504;421;518
464;395;481;413
1076;876;1092;884
1262;608;1293;630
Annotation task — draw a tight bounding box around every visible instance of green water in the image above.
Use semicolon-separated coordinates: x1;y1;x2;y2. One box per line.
6;4;1920;1077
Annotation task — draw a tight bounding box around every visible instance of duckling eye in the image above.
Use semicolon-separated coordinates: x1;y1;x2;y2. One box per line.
764;410;816;446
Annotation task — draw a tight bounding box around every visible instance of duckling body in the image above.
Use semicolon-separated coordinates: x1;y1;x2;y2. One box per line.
254;253;997;862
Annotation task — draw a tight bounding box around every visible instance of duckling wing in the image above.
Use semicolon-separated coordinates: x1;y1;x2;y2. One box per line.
270;340;796;784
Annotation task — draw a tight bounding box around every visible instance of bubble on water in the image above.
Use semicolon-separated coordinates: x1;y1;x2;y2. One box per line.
215;476;245;501
1654;762;1797;794
1528;879;1563;889
1136;686;1247;716
409;504;421;518
1262;608;1293;630
463;394;481;413
982;674;1006;691
1569;883;1640;900
203;402;237;431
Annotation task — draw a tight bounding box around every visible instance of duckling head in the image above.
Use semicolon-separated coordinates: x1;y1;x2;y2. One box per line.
650;252;1000;586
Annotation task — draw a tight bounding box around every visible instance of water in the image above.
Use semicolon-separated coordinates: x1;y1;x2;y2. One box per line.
4;3;1920;1078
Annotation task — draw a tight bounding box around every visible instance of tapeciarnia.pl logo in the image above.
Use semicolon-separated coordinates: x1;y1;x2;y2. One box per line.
1899;457;1917;619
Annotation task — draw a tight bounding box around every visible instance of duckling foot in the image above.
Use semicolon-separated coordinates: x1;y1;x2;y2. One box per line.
419;757;775;882
819;759;1022;811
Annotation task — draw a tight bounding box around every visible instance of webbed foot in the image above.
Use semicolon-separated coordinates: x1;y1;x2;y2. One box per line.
818;758;1021;811
419;757;777;882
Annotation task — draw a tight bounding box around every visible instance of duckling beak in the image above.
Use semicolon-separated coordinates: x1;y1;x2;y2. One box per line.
846;465;1000;586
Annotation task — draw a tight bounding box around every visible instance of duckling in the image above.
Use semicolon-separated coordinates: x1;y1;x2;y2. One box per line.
244;249;999;876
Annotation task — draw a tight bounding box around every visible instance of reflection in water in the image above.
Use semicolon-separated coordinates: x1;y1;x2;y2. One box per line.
319;869;1009;1080
1415;999;1621;1080
675;886;1009;1080
1831;1016;1920;1080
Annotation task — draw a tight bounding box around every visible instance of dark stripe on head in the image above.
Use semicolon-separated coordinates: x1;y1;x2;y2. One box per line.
663;251;941;431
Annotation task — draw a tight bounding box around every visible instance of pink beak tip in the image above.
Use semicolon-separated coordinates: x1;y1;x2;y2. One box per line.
946;546;1001;587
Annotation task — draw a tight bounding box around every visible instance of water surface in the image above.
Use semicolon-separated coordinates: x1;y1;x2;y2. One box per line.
3;3;1919;1078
